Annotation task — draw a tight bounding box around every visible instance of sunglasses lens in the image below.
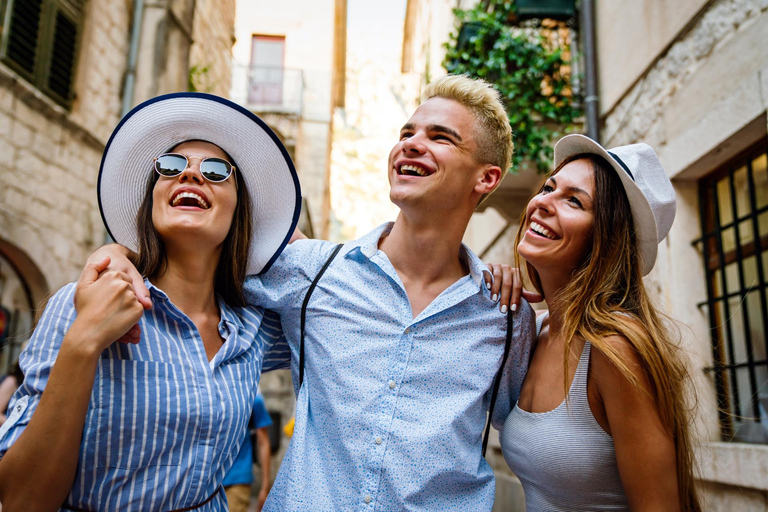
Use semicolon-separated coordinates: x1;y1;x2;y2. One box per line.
155;154;188;176
200;158;232;182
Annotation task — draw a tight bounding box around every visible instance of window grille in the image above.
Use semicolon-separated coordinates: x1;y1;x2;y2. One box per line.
695;139;768;442
0;0;85;108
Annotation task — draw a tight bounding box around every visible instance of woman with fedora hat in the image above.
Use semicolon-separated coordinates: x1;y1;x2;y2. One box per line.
0;93;300;511
488;135;701;511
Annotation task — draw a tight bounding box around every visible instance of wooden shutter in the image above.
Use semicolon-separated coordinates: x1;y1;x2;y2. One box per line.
1;0;85;108
3;0;44;78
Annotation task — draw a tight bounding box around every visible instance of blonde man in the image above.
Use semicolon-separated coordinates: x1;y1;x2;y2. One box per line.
82;75;535;511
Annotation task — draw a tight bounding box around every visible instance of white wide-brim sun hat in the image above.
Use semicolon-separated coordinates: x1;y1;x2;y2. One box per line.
553;134;676;276
98;92;301;275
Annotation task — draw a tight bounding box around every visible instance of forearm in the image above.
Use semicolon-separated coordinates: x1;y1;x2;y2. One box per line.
256;431;271;491
0;335;100;511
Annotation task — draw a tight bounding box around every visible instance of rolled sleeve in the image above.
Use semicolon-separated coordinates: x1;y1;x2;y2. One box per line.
0;283;77;458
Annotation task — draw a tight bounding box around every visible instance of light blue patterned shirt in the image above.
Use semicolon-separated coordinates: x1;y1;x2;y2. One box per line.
0;280;290;511
247;223;535;512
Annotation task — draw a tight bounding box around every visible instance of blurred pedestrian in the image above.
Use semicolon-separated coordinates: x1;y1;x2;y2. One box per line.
489;135;701;511
0;362;23;426
223;392;273;512
0;93;298;511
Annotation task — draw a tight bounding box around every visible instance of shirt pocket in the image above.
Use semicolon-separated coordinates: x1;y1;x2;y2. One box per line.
84;359;195;469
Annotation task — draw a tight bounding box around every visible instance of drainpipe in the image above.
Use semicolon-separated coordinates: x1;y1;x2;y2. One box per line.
122;0;144;116
579;0;599;142
107;0;144;243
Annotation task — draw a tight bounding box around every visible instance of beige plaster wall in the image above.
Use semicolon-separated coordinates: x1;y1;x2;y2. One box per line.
596;0;710;115
232;0;336;237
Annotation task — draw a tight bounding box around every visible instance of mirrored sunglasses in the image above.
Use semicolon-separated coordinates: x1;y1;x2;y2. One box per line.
153;153;236;183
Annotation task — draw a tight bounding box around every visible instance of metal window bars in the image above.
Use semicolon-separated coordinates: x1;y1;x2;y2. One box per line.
692;140;768;442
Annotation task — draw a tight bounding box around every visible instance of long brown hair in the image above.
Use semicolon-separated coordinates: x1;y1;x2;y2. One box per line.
515;154;701;511
134;145;252;307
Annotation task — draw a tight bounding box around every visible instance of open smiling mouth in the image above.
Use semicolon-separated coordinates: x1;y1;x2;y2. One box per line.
397;163;433;177
529;221;559;240
171;191;210;209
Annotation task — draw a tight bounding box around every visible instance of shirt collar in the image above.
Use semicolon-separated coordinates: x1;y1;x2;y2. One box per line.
346;222;493;297
144;278;244;331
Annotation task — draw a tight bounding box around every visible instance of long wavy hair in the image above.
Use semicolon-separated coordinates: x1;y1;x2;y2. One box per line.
134;143;252;307
515;154;701;511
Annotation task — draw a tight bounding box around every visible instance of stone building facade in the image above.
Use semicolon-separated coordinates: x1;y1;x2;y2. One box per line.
0;0;236;372
400;0;768;510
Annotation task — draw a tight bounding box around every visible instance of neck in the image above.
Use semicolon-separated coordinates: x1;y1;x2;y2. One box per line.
537;270;573;339
379;209;471;283
152;244;221;317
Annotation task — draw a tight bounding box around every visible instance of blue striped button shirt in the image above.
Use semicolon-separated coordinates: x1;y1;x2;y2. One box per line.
0;280;289;511
246;223;535;512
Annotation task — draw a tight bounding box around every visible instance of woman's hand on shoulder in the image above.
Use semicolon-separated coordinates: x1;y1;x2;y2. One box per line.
67;257;145;356
484;262;543;313
591;336;680;511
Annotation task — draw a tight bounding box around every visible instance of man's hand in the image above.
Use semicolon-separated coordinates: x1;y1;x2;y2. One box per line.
69;256;145;352
76;244;150;344
484;263;543;313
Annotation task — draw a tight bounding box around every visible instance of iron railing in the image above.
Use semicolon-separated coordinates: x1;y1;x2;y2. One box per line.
230;65;304;116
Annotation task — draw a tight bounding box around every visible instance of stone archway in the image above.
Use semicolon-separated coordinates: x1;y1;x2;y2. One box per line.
0;237;48;373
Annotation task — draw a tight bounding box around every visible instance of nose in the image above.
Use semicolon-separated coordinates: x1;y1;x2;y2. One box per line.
531;191;552;213
402;133;426;155
178;158;205;184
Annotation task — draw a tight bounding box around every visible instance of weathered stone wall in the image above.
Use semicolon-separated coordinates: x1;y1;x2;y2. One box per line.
0;0;237;298
190;0;236;96
0;0;132;294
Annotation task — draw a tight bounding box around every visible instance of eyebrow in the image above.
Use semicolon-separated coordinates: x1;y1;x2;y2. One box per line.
400;123;463;142
548;177;592;200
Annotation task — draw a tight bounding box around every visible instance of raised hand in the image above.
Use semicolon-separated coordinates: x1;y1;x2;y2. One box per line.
484;263;544;313
68;256;145;355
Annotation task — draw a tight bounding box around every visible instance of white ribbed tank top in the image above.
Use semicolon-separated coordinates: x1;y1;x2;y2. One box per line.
499;315;628;511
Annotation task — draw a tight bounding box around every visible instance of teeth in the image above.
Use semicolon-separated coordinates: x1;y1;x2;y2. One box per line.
172;191;209;209
530;221;557;240
399;164;430;176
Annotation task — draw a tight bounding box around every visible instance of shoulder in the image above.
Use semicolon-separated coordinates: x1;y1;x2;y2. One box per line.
589;333;651;400
265;239;343;274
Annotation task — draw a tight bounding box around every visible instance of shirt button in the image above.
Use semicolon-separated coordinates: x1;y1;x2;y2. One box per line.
375;436;383;445
404;327;411;334
364;494;373;504
388;380;396;389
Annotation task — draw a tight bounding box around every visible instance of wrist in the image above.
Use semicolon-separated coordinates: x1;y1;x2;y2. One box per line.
62;320;108;359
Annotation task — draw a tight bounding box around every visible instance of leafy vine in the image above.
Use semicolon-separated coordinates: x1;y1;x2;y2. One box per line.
443;1;582;172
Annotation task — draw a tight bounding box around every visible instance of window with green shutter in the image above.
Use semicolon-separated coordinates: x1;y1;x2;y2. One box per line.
0;0;86;109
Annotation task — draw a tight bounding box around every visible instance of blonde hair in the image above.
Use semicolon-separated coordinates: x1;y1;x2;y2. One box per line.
515;154;701;511
423;74;513;173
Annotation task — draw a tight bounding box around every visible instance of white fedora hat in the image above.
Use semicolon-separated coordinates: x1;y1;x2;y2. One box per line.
98;92;301;275
553;134;676;276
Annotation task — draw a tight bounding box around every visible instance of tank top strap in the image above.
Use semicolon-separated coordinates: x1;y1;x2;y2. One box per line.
568;341;593;409
535;311;549;337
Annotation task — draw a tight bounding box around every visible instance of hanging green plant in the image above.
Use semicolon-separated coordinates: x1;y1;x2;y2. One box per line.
443;1;582;173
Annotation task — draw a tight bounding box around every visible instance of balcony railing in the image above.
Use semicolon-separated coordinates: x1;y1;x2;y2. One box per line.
230;65;304;116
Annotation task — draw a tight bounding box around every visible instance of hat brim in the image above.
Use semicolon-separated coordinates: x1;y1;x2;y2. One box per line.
553;134;658;276
98;92;301;275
